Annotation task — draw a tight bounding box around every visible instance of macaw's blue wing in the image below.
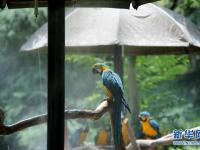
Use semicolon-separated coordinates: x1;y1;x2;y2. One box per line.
102;70;131;150
70;129;80;148
150;119;161;139
102;70;131;113
113;72;123;90
135;130;146;139
135;124;146;139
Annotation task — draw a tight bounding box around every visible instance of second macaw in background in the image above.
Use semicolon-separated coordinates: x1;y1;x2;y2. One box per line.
95;126;111;146
69;126;89;148
121;117;130;145
139;111;161;139
92;63;131;150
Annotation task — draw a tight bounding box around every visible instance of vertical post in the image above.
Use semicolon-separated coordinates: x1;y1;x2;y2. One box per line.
114;46;123;80
48;0;65;150
128;57;140;134
113;45;125;150
0;0;6;9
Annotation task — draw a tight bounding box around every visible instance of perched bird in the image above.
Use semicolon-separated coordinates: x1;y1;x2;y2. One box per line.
92;63;131;150
121;117;130;145
70;126;89;148
139;111;161;139
95;126;111;146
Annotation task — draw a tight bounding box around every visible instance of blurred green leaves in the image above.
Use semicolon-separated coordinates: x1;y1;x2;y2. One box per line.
136;55;189;90
0;8;47;150
0;0;200;149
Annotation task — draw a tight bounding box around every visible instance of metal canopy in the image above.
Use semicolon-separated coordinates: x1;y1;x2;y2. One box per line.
0;0;159;9
21;4;200;55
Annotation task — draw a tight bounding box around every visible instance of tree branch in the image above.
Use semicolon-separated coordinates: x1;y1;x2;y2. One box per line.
0;99;111;135
2;101;199;149
124;118;140;150
127;126;200;148
72;145;114;150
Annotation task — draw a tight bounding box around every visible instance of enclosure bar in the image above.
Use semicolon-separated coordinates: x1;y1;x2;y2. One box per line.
127;56;140;139
0;0;161;9
114;45;124;81
48;0;65;150
113;46;125;149
1;0;130;9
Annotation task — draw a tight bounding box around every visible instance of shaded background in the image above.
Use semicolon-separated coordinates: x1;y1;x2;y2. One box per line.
0;0;200;149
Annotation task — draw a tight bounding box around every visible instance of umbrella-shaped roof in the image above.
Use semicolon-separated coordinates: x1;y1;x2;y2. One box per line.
21;4;200;55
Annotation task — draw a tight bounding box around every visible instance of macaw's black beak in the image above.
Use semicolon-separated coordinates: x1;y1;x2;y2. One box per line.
139;115;146;121
92;67;101;74
92;68;97;74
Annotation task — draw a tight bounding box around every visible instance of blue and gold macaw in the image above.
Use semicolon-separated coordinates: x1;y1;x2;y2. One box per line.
95;126;111;146
92;63;131;150
121;117;130;145
139;111;161;139
70;126;89;148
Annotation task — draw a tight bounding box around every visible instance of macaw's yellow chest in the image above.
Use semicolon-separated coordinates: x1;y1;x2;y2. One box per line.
96;130;109;145
103;86;113;99
141;121;157;137
77;132;87;146
122;121;129;145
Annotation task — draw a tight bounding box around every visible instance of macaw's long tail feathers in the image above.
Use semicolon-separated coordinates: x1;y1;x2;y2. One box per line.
113;97;121;150
157;131;161;138
121;97;131;113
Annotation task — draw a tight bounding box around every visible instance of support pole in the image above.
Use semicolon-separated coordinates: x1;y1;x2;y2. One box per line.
114;46;123;80
128;56;140;146
113;46;125;150
48;0;65;150
128;57;140;134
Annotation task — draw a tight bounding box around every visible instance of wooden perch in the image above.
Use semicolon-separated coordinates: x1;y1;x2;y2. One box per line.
1;101;199;150
126;125;200;149
0;99;111;135
65;100;111;120
72;145;114;150
124;118;140;150
0;113;47;135
0;99;126;149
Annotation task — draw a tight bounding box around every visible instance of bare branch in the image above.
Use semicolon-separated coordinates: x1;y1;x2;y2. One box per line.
65;100;111;120
1;101;199;150
0;100;111;135
72;145;114;150
127;126;200;148
125;118;140;150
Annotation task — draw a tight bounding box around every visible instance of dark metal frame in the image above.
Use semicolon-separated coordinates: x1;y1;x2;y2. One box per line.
48;0;65;150
0;1;163;150
0;0;131;9
114;46;124;80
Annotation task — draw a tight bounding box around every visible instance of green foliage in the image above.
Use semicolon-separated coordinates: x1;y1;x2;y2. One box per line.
133;55;192;134
0;8;47;150
136;56;189;90
158;0;200;26
176;0;200;15
0;1;200;149
19;125;47;150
